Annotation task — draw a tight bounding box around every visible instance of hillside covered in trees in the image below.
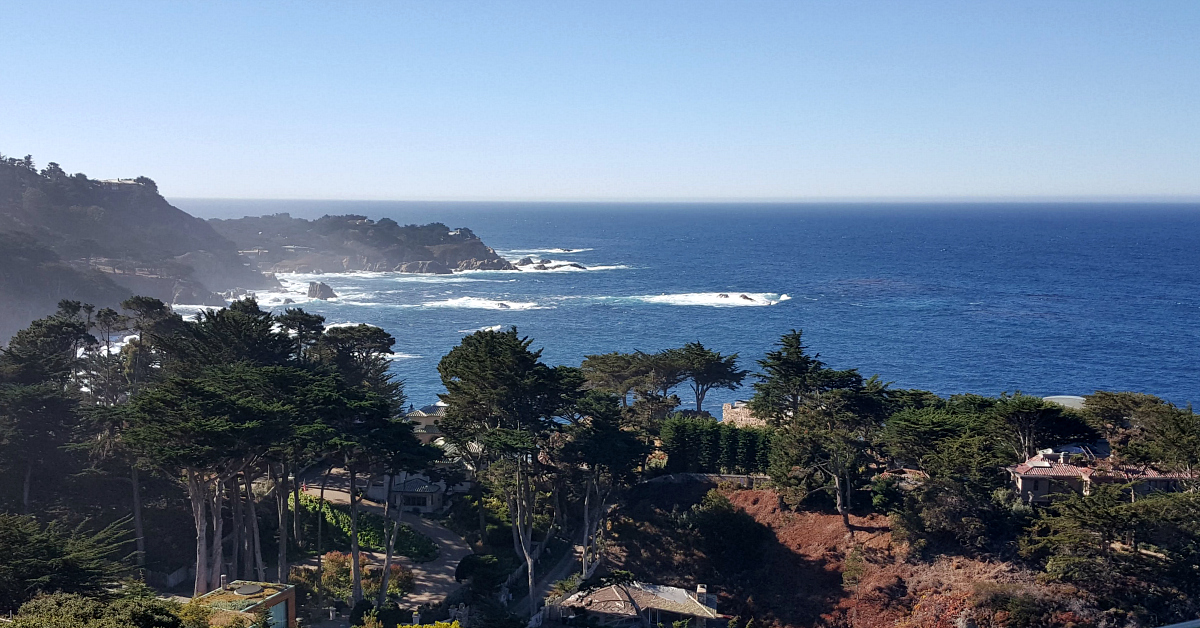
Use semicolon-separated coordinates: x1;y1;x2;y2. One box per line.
0;153;513;342
2;294;1198;628
0;154;278;340
209;213;515;274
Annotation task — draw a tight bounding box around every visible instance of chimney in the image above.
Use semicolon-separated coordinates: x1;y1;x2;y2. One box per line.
220;574;228;590
696;584;707;601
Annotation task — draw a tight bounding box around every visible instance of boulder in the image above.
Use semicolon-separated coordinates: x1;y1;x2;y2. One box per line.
172;283;226;307
515;257;535;266
457;258;517;271
282;298;295;305
307;281;338;299
396;260;452;274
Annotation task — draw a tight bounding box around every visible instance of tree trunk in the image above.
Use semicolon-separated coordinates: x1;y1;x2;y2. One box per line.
349;467;364;603
187;471;210;596
132;466;146;568
22;459;33;514
514;462;537;614
292;459;302;548
208;481;226;591
474;468;488;543
276;462;289;583
378;493;397;607
245;473;266;581
231;476;243;580
581;479;592;576
316;466;331;600
834;473;850;530
241;475;253;580
510;494;524;558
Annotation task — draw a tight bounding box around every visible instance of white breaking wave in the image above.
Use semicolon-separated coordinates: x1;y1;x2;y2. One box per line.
324;321;385;329
422;297;545;311
386;352;422;361
458;325;504;333
628;292;792;307
500;247;594;256
458;262;629;274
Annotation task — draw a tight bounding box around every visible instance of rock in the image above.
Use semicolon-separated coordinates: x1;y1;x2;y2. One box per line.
312;269;323;275
282;298;295;305
260;272;283;289
307;281;338;299
456;258;516;271
564;263;586;270
740;294;753;301
539;258;552;264
718;293;729;298
533;264;548;270
396;260;452;274
172;283;226;307
497;302;511;309
516;257;535;266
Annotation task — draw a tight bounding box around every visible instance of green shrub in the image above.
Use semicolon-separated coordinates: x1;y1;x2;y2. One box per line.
296;494;438;562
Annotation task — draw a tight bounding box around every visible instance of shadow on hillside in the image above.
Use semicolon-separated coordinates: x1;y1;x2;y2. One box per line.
611;482;846;627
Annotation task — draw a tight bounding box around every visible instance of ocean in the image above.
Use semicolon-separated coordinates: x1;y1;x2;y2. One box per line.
176;201;1200;410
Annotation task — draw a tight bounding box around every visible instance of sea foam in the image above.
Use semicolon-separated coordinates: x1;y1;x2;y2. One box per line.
422;297;544;311
628;292;792;307
499;247;594;256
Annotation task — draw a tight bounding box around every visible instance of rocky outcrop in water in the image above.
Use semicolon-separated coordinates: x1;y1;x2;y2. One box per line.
307;281;338;299
209;214;517;274
396;260;452;274
456;258;514;271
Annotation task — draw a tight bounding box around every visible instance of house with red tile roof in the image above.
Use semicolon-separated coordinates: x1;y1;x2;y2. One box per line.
1007;444;1191;504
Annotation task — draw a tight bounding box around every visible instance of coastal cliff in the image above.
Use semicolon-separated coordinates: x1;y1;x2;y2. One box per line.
208;213;516;274
0;153;512;341
0;156;279;339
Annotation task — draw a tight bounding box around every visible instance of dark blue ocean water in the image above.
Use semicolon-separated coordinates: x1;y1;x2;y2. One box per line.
177;201;1200;410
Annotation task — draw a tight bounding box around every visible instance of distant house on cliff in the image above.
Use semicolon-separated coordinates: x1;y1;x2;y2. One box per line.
98;178;144;190
721;400;766;428
1007;442;1191;504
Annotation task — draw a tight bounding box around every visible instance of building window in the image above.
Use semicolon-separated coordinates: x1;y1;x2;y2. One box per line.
403;495;427;507
1032;480;1040;492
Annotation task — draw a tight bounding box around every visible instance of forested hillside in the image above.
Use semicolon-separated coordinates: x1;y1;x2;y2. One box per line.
209;213;515;274
0;153;514;341
0;154;277;339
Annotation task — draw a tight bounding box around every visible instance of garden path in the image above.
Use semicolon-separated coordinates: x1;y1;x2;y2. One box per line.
299;468;474;608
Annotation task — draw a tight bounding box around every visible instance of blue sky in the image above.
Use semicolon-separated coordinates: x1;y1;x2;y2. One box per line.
3;2;1198;200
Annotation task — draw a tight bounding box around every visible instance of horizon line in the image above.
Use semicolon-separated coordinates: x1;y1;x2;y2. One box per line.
172;195;1200;204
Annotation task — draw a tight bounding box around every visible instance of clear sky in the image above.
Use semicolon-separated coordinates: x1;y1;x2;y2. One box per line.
3;1;1199;201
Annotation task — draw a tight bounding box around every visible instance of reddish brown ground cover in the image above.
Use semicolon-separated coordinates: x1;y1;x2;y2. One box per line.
605;485;1099;628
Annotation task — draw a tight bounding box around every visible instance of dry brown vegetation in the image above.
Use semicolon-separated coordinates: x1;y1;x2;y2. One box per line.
604;484;1116;628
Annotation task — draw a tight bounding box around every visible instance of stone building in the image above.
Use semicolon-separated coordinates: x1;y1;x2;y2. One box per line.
721;400;766;428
